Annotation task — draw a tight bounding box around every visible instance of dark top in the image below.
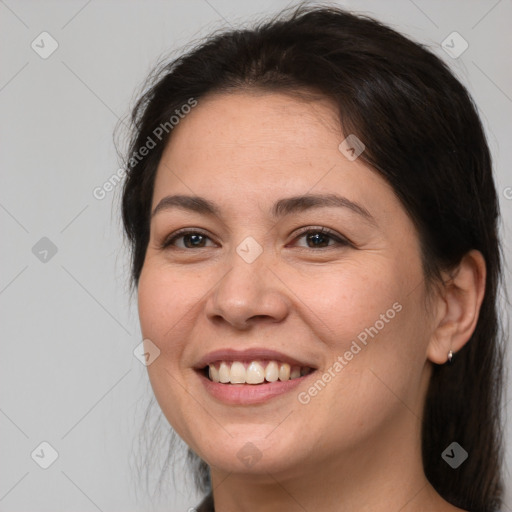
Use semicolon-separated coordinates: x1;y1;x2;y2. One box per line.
196;492;214;512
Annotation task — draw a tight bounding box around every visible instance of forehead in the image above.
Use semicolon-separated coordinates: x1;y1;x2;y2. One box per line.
156;94;327;195
151;90;398;224
161;90;342;159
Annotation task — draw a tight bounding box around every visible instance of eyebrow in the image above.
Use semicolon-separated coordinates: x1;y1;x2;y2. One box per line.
151;193;377;226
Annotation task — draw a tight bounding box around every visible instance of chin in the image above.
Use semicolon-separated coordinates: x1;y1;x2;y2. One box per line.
192;427;313;477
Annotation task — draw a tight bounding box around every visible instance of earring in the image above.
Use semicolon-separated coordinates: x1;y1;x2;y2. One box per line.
447;350;453;364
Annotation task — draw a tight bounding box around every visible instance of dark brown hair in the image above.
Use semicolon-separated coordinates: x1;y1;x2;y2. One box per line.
119;4;505;510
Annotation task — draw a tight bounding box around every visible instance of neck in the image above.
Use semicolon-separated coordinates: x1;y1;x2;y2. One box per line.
209;412;458;512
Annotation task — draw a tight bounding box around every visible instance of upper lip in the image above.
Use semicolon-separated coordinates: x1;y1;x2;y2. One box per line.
194;348;318;370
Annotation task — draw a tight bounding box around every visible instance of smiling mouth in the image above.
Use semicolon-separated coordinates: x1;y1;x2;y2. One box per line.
201;360;315;385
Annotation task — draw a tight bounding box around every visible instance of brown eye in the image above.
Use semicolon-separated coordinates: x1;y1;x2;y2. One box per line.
162;230;215;249
290;228;350;249
304;231;332;248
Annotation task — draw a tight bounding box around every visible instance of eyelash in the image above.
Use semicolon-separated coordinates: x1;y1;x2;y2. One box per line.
160;226;350;250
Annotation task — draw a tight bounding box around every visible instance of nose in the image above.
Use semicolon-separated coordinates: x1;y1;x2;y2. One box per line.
205;250;290;330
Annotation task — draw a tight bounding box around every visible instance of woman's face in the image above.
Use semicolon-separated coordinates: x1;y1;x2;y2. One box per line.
138;90;436;479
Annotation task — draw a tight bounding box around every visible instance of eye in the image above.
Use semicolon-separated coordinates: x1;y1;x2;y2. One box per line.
289;227;350;249
161;229;216;249
160;227;350;250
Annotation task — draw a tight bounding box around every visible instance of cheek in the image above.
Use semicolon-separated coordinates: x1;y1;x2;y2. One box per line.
283;257;407;350
136;263;206;440
305;300;428;444
137;261;205;352
288;257;427;414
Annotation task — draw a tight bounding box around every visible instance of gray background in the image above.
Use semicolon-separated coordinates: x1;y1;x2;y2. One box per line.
1;1;511;511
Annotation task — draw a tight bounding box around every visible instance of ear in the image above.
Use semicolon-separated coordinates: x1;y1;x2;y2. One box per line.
426;250;486;364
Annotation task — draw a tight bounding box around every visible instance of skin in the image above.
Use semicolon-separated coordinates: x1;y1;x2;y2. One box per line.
137;90;486;512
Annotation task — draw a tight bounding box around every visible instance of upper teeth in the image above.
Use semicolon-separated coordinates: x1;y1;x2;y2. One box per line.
208;361;311;384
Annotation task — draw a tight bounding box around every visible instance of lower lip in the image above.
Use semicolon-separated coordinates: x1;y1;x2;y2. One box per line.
197;371;315;405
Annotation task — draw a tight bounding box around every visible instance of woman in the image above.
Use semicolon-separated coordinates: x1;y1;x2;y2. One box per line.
120;4;505;511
